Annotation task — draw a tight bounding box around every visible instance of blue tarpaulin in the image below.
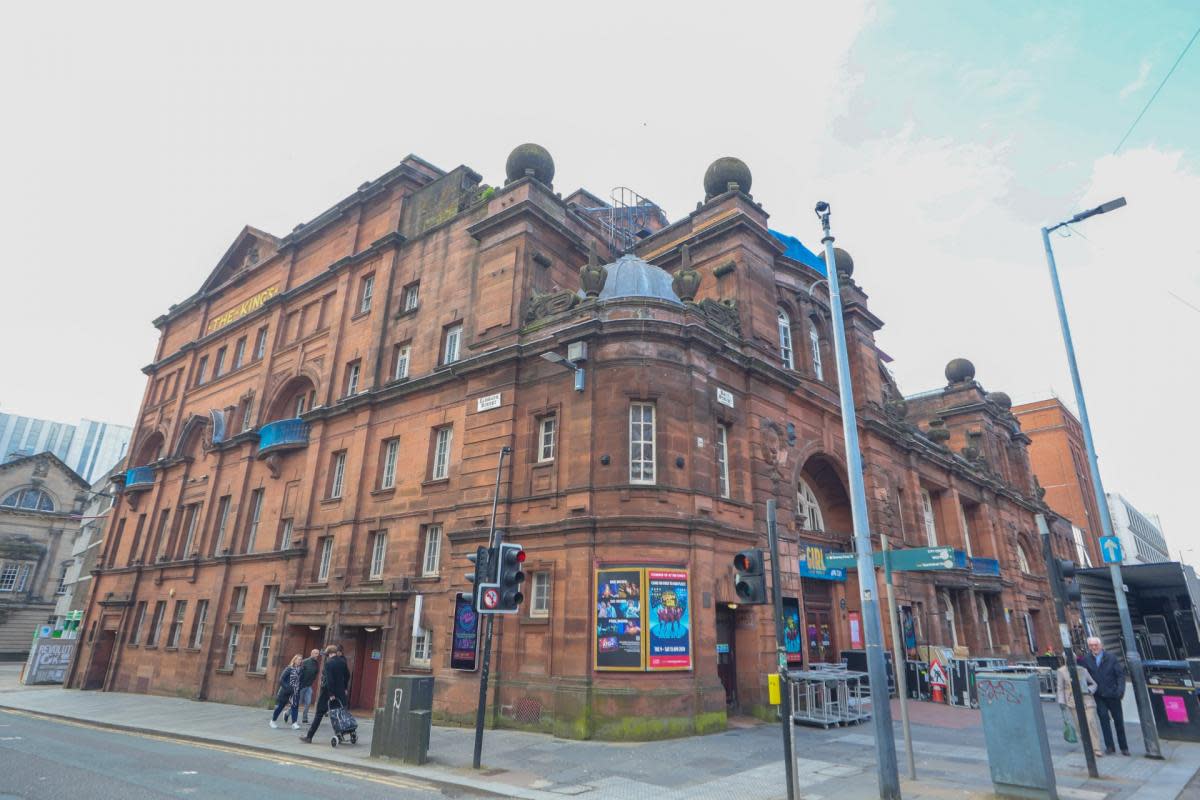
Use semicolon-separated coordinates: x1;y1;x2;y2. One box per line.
769;229;826;275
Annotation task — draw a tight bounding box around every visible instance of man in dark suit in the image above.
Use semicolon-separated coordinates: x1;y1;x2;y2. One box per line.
1083;636;1130;755
299;644;352;744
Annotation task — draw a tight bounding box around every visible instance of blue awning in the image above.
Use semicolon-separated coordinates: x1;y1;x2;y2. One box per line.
769;229;826;275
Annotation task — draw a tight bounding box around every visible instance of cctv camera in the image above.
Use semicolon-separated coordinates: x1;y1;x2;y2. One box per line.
814;201;830;214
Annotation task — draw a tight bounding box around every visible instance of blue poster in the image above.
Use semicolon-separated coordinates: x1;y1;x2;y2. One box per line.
647;569;691;670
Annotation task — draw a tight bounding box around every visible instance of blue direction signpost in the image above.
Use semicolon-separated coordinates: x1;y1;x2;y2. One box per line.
1100;536;1123;564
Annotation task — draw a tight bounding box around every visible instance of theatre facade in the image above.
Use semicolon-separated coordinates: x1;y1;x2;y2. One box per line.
70;145;1074;739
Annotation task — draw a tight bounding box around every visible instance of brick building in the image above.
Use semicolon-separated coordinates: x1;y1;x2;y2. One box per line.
70;145;1071;738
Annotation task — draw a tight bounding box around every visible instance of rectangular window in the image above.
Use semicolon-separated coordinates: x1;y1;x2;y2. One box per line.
190;600;209;648
129;601;148;644
231;586;247;613
0;563;18;591
344;360;361;397
921;488;938;547
317;537;333;582
411;626;431;666
264;585;279;613
629;402;656;484
442;324;462;365
381;438;399;490
402;282;420;312
809;323;824;381
370;531;387;579
294;392;308;418
224;623;240;669
147;600;167;646
212;496;231;555
279;518;294;550
255;623;273;672
1072;525;1093;568
108;516;127;568
213;346;227;378
232;337;246;370
244;489;264;552
55;563;70;595
531;571;551;617
253;326;268;360
421;525;442;577
329;451;347;499
431;427;452;481
957;501;973;558
195;355;208;386
537;415;556;462
180;503;201;558
14;563;31;592
167;600;187;648
359;273;375;314
153;510;170;561
716;424;731;499
393;343;411;380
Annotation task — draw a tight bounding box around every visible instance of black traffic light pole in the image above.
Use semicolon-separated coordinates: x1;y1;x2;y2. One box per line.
1037;514;1098;778
473;445;510;770
766;500;800;800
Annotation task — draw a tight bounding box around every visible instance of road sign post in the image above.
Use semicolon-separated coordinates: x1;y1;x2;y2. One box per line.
473;446;511;770
882;536;916;779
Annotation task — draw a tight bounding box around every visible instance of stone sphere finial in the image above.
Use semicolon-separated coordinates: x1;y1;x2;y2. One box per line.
703;157;753;200
986;391;1012;411
819;247;855;277
945;358;976;384
505;143;555;186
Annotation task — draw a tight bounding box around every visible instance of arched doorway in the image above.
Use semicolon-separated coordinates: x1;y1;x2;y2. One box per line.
795;453;852;665
266;376;318;422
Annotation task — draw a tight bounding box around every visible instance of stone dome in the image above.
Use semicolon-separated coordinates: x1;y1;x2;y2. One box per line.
583;253;682;305
945;358;976;384
819;247;855;277
987;391;1012;411
703;157;752;199
505;143;555;186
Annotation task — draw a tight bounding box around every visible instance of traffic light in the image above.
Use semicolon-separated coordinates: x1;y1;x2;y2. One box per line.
495;542;526;612
733;549;768;604
466;545;493;607
1058;559;1082;603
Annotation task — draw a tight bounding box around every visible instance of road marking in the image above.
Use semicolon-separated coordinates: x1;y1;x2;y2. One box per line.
0;736;22;741
179;770;198;775
1;710;430;791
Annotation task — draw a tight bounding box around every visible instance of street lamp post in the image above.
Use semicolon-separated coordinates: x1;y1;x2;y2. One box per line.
1040;196;1161;759
815;202;901;799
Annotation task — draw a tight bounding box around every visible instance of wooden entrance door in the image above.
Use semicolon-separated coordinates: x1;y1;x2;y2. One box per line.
350;629;382;710
803;580;836;664
82;630;116;690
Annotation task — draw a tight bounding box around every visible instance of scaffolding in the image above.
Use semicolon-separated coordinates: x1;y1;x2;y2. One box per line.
579;187;666;255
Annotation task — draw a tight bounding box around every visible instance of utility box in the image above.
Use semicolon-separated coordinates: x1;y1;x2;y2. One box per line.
977;671;1057;800
371;675;435;764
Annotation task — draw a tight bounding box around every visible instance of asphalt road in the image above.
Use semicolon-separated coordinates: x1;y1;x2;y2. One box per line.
0;709;482;800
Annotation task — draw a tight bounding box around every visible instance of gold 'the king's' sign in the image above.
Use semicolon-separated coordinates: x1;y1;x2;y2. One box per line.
206;286;279;335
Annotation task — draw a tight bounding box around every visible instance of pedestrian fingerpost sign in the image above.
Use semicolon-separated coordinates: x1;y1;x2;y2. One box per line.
1100;536;1123;564
825;545;964;572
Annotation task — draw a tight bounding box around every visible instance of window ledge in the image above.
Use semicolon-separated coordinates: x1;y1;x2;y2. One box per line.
370;487;397;499
395;307;419;319
360;579;384;586
143;645;158;651
413;575;440;583
184;647;202;653
421;478;450;489
215;667;234;675
350;310;370;322
406;662;432;671
523;615;550;626
164;646;179;652
246;670;268;679
320;496;343;506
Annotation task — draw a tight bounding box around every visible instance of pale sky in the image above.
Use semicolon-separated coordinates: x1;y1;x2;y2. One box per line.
1;2;1196;560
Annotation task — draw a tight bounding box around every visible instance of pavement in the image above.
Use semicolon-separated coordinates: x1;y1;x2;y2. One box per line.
2;664;1198;799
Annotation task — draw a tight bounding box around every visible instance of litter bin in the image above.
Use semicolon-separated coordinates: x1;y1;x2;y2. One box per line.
371;675;435;764
1144;659;1200;742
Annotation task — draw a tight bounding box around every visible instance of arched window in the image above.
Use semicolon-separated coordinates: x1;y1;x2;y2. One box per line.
809;319;824;381
1;488;55;512
777;309;794;369
1017;543;1031;574
796;479;825;531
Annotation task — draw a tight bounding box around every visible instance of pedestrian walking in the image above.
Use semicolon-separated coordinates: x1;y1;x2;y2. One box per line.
297;648;321;724
270;654;303;730
299;644;351;744
1057;654;1103;758
1082;636;1130;755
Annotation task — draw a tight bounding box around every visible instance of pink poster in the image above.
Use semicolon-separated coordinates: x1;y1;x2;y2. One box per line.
1164;695;1189;724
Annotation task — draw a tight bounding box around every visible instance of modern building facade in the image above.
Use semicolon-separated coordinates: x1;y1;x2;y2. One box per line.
0;452;89;658
53;459;124;634
69;146;1070;738
1106;492;1170;564
0;414;131;484
1012;398;1103;568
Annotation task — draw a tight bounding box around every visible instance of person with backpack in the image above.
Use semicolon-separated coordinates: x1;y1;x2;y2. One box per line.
269;654;303;729
299;644;351;743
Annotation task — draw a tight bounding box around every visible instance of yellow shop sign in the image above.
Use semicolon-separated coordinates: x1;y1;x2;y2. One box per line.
206;286;279;334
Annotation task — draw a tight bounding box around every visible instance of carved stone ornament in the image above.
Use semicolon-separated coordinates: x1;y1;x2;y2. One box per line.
697;298;741;335
525;289;580;323
671;244;702;302
32;458;49;477
579;241;608;299
884;398;909;420
265;452;283;480
926;418;951;445
759;418;791;479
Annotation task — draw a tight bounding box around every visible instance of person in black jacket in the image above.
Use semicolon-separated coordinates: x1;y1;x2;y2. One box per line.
300;644;351;743
1082;636;1130;755
269;654;303;730
297;649;321;724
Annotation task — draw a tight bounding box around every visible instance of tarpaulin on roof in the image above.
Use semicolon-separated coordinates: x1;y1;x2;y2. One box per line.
769;229;825;275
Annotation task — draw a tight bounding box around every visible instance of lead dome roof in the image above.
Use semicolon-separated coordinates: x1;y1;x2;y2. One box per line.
583;253;682;305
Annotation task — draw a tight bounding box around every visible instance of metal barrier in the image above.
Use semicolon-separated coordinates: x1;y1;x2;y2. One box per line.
788;667;872;728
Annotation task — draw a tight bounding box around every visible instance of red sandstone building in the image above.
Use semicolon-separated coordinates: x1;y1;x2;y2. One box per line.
70;145;1074;738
